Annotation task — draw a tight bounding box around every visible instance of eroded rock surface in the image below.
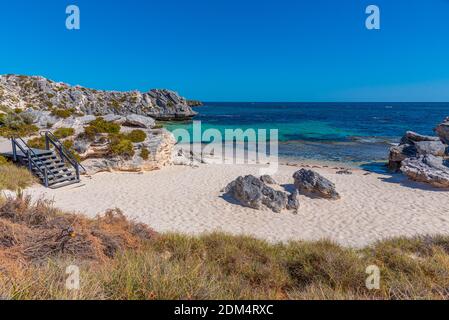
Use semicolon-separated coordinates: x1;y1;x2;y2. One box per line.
293;169;340;200
401;155;449;188
223;175;298;213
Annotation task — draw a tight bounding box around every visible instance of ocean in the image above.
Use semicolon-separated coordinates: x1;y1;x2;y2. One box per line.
165;102;449;170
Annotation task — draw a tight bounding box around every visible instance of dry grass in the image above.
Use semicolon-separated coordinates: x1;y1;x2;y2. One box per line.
0;195;449;300
0;163;36;191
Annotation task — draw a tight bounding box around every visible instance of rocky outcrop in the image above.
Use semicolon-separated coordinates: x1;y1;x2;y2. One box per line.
123;114;155;128
81;129;175;174
223;175;298;213
401;155;449;188
388;119;449;188
0;74;197;121
388;130;447;171
293;169;340;199
435;117;449;145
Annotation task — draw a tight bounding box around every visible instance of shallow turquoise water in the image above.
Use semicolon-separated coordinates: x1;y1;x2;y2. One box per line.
165;102;449;168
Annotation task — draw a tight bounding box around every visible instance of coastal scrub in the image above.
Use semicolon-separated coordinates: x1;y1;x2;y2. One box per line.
1;194;449;300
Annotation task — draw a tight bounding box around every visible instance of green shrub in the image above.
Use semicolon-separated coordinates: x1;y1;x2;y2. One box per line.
109;135;134;158
53;127;75;139
0;113;39;138
27;137;46;149
62;139;82;162
126;130;147;143
50;108;73;119
140;148;150;160
84;118;121;140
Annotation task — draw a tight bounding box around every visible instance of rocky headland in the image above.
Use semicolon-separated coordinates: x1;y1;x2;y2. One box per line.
0;74;203;174
0;74;197;120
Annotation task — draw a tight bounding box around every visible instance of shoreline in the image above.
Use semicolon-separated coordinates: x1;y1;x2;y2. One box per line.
19;159;449;248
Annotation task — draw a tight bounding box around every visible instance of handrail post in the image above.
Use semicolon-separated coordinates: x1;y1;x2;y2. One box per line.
44;168;48;188
11;138;17;162
27;150;32;172
75;163;80;180
45;132;50;150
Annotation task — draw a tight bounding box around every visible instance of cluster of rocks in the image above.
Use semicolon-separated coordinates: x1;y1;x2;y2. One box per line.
388;117;449;188
0;74;197;120
223;169;340;213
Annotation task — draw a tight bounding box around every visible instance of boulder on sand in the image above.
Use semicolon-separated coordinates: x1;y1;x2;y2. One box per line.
400;154;449;188
388;130;446;171
293;169;340;200
223;175;297;213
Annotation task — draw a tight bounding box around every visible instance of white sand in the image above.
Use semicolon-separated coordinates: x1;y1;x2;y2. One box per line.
20;162;449;248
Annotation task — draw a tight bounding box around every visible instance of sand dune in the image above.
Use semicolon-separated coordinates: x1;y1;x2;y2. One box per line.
22;162;449;247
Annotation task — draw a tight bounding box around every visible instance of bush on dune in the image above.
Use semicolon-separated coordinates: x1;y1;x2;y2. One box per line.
108;134;134;158
1;193;449;300
84;117;121;140
53;127;75;139
0;112;38;138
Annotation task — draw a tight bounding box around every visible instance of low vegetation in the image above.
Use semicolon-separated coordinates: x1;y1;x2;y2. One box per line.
108;134;134;158
62;139;82;162
53;127;75;139
125;129;147;143
84;117;121;140
140;147;150;160
0;112;38;138
50;108;74;119
0;194;448;300
27;137;46;149
0;158;35;191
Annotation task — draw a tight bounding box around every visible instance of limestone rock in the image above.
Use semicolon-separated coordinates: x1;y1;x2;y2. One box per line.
260;175;277;185
124;114;155;128
400;131;441;145
0;74;197;121
401;154;449;188
287;190;300;211
223;175;291;213
414;140;447;157
435;117;449;145
293;169;340;199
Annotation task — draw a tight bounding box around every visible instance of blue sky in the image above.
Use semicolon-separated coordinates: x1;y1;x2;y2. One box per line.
0;0;448;101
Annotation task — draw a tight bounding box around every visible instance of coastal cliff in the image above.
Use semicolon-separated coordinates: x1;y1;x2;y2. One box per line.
0;74;197;120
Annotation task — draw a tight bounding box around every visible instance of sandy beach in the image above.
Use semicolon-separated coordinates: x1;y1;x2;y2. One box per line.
19;161;449;248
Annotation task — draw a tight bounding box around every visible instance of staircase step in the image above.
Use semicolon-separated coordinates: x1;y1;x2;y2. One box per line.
35;169;76;180
27;159;65;168
48;175;78;186
49;179;81;189
32;154;58;161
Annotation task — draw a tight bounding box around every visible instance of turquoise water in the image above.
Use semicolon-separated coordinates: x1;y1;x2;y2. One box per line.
165;102;449;167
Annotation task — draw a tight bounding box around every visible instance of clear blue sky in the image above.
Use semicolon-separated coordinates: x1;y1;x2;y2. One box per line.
1;0;448;102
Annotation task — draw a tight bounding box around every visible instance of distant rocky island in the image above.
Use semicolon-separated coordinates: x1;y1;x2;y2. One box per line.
0;74;198;120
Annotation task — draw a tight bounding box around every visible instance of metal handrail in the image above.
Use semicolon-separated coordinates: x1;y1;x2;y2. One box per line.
11;137;56;187
41;131;87;176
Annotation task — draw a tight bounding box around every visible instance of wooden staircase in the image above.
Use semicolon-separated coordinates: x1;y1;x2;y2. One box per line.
9;132;85;189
